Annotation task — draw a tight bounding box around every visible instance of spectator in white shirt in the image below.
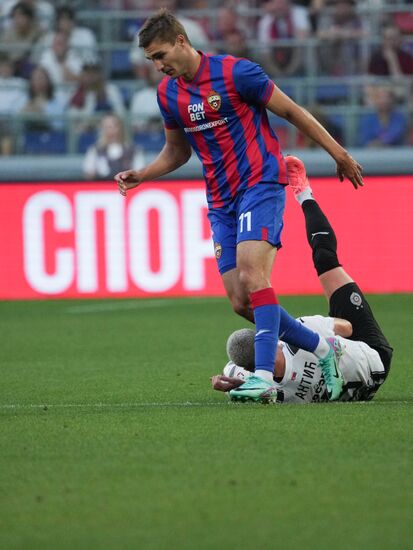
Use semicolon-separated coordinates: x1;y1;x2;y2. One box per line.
38;30;82;86
0;53;28;154
130;63;162;131
83;114;144;180
37;6;98;64
69;61;125;119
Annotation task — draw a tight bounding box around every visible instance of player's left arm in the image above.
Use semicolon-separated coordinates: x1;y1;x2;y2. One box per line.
299;314;352;338
265;86;364;189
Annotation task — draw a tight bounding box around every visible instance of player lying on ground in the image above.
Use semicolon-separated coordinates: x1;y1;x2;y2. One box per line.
115;9;363;403
211;157;393;403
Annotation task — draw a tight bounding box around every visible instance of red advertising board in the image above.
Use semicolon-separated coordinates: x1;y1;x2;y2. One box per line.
0;177;412;299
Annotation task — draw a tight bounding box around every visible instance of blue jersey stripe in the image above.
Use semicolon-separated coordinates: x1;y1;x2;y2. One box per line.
166;78;203;169
251;106;272;181
193;58;229;206
212;57;252;197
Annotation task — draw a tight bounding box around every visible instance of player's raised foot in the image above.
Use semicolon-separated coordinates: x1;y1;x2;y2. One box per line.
318;337;344;401
229;374;278;404
285;155;312;196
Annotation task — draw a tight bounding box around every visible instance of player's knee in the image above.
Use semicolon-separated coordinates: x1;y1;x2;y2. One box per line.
231;296;250;319
313;247;340;277
238;267;268;294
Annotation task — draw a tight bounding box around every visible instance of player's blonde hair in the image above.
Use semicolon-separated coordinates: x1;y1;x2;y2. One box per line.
138;8;190;48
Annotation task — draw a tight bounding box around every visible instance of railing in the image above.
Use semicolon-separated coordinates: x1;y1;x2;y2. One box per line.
2;73;411;156
1;3;413;155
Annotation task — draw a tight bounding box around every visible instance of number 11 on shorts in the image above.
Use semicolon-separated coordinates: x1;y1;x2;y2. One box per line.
239;211;251;232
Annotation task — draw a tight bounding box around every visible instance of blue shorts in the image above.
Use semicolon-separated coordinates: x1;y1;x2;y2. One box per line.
207;183;286;275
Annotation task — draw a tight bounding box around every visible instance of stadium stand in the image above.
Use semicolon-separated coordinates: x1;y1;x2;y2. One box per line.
0;0;412;174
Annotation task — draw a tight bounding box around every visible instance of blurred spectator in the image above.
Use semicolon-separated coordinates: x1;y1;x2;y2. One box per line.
38;30;83;86
305;0;327;32
392;3;413;37
209;5;255;60
257;0;310;77
358;86;407;147
0;53;28;154
20;66;66;131
0;1;41;77
101;0;153;7
368;25;413;76
1;0;54;31
69;61;125;118
209;6;249;41
83;114;144;180
37;6;98;64
217;28;252;60
130;63;162;130
317;0;367;76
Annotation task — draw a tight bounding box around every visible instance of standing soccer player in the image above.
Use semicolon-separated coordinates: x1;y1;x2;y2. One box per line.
115;9;364;403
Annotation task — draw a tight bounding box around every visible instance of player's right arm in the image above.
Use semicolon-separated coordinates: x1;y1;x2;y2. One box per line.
115;128;192;196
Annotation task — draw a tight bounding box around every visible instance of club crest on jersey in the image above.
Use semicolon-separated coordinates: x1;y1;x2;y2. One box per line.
214;242;222;259
207;91;221;111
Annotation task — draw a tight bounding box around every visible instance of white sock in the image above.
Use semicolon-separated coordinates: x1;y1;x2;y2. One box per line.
313;338;331;359
296;188;313;205
255;369;274;383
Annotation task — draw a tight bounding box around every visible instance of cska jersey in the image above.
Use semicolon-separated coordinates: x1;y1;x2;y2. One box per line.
223;315;386;404
157;52;288;208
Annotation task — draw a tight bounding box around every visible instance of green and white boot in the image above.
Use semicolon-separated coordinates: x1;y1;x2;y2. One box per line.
229;374;278;404
318;337;344;401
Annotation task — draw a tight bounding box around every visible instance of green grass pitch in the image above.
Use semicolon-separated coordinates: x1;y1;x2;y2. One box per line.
1;295;412;550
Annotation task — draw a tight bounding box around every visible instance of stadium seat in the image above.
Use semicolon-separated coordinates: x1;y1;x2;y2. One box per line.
134;132;165;152
328;113;345;130
23;131;67;155
119;85;133;107
122;18;146;41
315;84;349;104
77;131;97;153
110;50;133;79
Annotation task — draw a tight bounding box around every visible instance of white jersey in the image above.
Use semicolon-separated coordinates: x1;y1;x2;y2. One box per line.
223;315;386;404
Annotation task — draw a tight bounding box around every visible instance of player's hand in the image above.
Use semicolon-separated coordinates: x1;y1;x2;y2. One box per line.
336;153;364;189
210;375;244;392
114;170;143;196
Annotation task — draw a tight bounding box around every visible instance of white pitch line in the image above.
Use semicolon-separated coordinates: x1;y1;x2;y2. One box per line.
66;300;173;314
0;401;230;410
65;297;224;314
0;400;410;410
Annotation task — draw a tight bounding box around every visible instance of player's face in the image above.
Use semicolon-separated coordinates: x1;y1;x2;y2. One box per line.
144;36;187;79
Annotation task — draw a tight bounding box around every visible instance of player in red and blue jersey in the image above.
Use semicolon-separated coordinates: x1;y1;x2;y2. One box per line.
115;9;364;403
